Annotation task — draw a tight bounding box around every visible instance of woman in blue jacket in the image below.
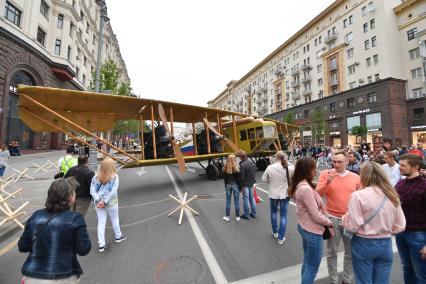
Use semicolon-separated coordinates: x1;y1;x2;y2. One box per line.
18;177;91;283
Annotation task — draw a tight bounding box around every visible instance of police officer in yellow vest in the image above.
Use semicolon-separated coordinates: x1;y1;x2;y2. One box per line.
58;146;78;176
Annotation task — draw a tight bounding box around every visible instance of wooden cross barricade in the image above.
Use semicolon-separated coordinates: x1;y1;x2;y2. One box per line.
32;162;50;174
13;168;35;182
168;192;199;225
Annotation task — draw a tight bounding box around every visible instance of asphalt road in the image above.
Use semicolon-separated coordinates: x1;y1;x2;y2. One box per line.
0;154;404;284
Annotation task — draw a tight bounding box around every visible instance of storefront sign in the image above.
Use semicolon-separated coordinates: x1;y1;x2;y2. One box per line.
353;108;370;115
367;128;382;132
411;125;426;130
330;131;340;135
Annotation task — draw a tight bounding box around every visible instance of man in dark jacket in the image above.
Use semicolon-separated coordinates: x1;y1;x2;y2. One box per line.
238;150;257;219
65;155;95;216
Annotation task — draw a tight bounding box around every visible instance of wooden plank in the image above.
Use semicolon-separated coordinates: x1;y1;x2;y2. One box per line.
232;115;237;145
151;105;157;159
205;113;211;154
170;107;174;135
192;122;198;155
139;114;145;160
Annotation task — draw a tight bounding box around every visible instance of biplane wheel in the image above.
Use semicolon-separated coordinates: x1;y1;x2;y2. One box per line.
206;164;219;180
256;158;269;171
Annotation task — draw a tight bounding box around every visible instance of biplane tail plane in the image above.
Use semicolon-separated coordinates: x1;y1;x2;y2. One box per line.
17;85;299;179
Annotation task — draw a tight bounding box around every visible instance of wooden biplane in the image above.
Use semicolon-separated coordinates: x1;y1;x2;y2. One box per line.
17;86;299;179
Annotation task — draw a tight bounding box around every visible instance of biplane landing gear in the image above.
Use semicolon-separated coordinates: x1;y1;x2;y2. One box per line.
255;157;270;171
206;164;219;180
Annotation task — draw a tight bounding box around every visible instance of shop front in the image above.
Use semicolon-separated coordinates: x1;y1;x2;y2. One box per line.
411;125;426;147
329;131;342;147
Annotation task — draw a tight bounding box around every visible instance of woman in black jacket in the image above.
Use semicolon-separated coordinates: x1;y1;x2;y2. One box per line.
18;177;91;283
223;154;241;222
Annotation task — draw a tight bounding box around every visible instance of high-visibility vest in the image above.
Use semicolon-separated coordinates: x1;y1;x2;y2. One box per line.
61;155;77;175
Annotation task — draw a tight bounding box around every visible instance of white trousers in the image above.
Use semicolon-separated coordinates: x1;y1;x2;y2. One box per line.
95;204;122;247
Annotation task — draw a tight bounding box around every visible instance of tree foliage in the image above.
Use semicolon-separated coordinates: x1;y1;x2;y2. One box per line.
283;112;295;124
309;109;327;144
351;125;368;138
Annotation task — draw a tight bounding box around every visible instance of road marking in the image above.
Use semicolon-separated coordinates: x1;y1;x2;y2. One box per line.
165;165;228;284
135;167;146;176
230;238;398;284
256;186;296;206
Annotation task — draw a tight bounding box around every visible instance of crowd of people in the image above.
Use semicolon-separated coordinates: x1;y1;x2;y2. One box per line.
16;139;426;283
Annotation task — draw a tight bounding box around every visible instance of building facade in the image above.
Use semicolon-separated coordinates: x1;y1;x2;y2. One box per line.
0;0;129;150
208;0;426;146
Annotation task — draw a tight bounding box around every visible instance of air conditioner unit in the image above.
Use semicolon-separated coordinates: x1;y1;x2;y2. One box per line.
322;47;327;51
358;78;365;83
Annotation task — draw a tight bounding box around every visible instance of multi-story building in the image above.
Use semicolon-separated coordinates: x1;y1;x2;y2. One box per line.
0;0;129;150
208;0;426;147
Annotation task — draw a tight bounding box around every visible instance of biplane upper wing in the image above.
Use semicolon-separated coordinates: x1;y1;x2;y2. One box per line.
17;85;250;132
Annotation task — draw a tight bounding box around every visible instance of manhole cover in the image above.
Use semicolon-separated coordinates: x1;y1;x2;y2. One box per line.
154;256;204;284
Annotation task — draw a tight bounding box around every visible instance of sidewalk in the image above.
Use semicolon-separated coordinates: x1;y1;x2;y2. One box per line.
0;151;63;246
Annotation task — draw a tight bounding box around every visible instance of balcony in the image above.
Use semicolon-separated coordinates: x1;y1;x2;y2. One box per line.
301;63;312;70
301;75;312;83
274;68;282;76
329;79;339;86
291;81;300;88
292;93;301;100
302;89;312;96
291;67;300;76
325;32;338;44
329;64;338;71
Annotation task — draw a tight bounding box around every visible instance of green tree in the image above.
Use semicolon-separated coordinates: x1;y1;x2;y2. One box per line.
310;109;327;144
283;112;295;124
351;125;367;139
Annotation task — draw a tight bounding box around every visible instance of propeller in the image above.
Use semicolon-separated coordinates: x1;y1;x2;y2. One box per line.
202;118;239;153
158;103;186;173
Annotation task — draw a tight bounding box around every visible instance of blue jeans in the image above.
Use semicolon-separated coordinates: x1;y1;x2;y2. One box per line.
351;235;393;284
270;198;289;240
396;231;426;284
298;224;323;284
0;166;5;177
225;184;240;217
242;186;256;217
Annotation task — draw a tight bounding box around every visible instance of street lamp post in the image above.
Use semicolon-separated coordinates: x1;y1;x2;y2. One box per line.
88;0;109;171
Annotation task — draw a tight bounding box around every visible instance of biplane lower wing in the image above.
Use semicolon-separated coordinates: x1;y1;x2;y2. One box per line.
122;153;234;168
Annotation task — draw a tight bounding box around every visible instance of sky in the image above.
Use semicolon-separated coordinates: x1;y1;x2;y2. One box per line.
106;0;335;107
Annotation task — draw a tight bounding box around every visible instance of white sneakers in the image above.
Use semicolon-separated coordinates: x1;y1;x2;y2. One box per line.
223;216;241;222
272;232;278;238
223;216;230;222
278;237;286;245
236;216;241;222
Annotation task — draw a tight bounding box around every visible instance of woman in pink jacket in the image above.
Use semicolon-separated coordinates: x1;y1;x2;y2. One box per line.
288;158;334;284
342;161;406;284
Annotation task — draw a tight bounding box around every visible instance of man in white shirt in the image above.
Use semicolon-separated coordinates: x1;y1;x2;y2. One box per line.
262;151;295;244
383;151;403;186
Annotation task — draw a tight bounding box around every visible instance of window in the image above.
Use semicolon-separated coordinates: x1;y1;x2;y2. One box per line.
349;15;353;25
364;40;370;50
319;90;324;99
40;0;49;18
315;38;318;46
407;28;417;41
316;50;322;59
347;116;361;130
76;67;79;76
349;82;356;89
412;88;424;99
373;54;378;65
347;48;354;58
4;1;22;27
370;19;375;29
318;78;323;86
362;6;367;16
67;46;71;59
37;27;46;46
240;130;248;141
256;127;263;138
330;103;337;113
69;22;74;36
366;113;382;128
367;76;373;83
343;19;348;28
319;36;322;44
330;121;339;128
57;14;64;28
345;32;353;43
86;23;90;34
409;48;420;60
371;36;377;47
413;108;425;121
348;64;356;75
317;64;322;73
366;57;371;67
54;39;61;55
82;74;86;85
80;11;84;21
363;23;368;33
368;93;377;103
304;109;309;118
347;98;355;108
411;67;423;79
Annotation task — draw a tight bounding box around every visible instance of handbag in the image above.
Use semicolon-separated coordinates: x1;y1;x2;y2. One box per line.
343;195;387;239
